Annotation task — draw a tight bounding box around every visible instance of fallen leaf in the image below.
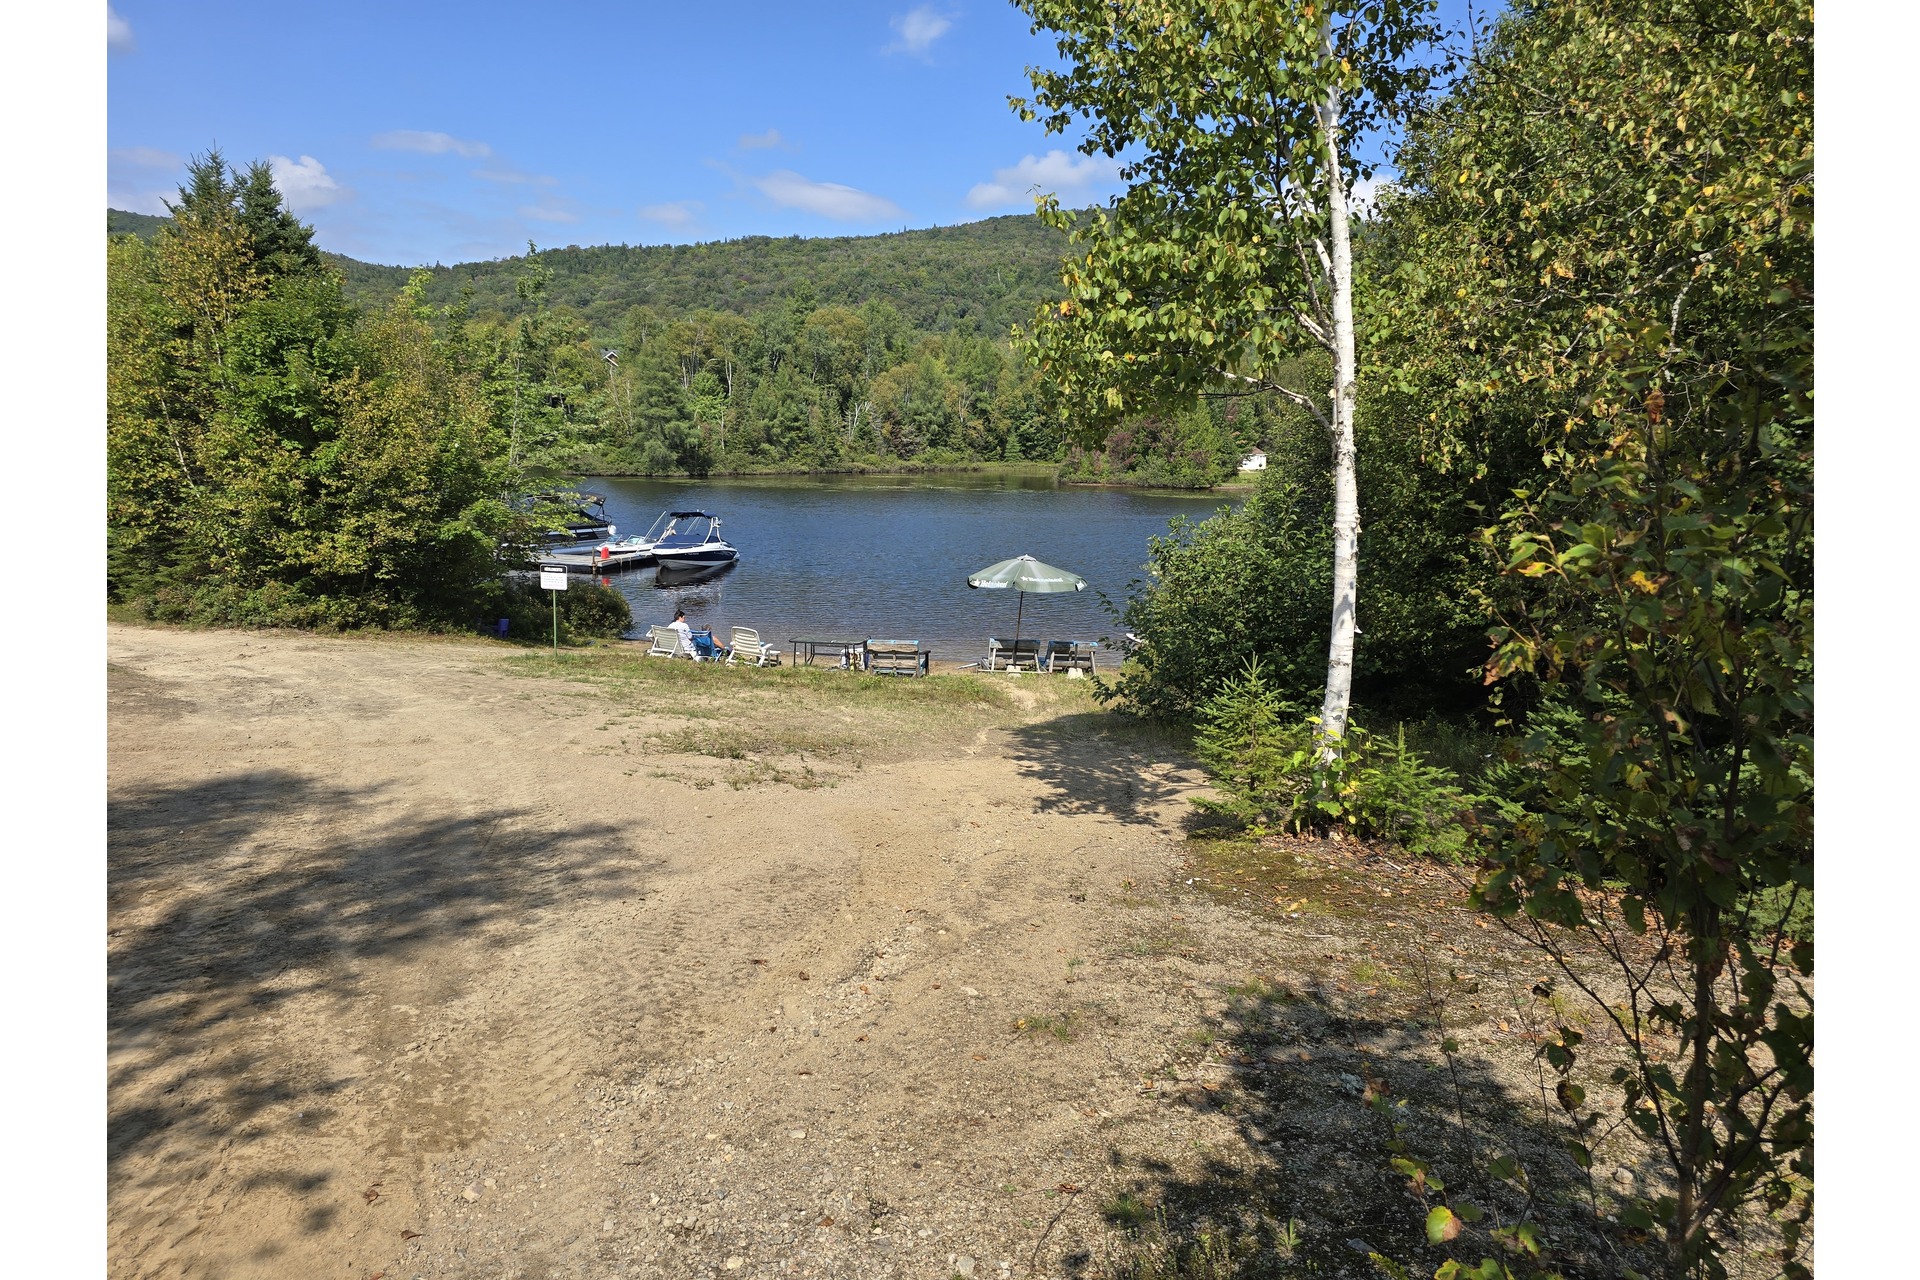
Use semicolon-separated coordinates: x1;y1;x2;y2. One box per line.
797;1069;813;1076
932;983;942;989
820;1216;835;1227
363;1189;381;1204
856;1035;869;1042
972;1053;988;1061
1058;1182;1082;1194
400;1230;421;1241
751;958;767;966
798;971;810;981
1498;1021;1512;1032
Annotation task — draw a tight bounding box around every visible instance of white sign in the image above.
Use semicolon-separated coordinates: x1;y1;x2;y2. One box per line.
539;565;569;591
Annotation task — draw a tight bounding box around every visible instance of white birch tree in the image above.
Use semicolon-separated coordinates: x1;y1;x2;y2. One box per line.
1012;0;1443;747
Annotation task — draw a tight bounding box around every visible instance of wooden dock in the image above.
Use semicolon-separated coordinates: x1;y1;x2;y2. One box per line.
536;547;657;572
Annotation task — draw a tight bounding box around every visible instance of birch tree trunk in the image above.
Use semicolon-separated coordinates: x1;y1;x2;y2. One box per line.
1317;16;1360;748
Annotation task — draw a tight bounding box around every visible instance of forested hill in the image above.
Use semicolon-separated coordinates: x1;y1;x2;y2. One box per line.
108;209;1073;339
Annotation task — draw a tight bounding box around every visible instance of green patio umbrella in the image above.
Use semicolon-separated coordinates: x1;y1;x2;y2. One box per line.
966;554;1088;655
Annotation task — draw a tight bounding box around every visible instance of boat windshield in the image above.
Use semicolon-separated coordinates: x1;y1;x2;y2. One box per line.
654;512;719;551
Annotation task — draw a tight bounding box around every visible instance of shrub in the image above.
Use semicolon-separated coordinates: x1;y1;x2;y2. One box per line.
481;577;632;643
1192;657;1475;859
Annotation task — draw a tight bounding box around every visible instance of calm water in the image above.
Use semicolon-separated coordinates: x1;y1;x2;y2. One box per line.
573;473;1234;659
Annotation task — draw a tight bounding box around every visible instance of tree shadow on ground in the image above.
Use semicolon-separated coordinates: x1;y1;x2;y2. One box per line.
1003;712;1204;826
1052;982;1653;1280
108;769;642;1173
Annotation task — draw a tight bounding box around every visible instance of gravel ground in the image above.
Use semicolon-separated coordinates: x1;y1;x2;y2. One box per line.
108;625;1733;1280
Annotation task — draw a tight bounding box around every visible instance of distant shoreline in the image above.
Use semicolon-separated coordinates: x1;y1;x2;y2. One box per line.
571;460;1253;494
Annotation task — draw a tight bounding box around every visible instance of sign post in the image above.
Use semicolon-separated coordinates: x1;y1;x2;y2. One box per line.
539;563;569;653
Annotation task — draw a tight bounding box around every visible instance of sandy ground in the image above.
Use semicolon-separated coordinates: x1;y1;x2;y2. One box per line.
110;626;1230;1279
109;625;1710;1280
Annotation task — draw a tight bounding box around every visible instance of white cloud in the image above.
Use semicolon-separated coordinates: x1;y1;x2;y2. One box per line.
108;5;134;51
1348;174;1388;218
965;150;1122;211
268;155;349;209
371;130;492;159
111;146;182;170
886;5;952;56
638;201;702;226
473;167;557;187
519;204;579;224
737;129;787;151
753;170;904;222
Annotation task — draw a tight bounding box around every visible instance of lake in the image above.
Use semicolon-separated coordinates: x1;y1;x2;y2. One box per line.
571;472;1237;660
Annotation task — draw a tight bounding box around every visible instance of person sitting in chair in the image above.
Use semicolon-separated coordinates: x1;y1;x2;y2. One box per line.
668;607;698;659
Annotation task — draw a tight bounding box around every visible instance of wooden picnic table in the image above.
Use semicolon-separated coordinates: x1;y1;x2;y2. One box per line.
790;636;864;668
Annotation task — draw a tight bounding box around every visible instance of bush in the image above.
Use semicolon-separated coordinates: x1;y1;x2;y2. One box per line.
1192;658;1476;859
1099;402;1521;721
481;577;632;643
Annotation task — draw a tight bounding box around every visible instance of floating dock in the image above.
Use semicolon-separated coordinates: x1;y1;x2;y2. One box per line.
536;547;657;572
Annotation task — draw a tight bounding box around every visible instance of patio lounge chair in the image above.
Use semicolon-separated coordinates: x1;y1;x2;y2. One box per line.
985;637;1042;672
727;627;783;667
1042;639;1099;674
864;640;931;677
646;625;686;658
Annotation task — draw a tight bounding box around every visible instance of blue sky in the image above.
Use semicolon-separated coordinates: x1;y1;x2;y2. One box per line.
107;1;1485;267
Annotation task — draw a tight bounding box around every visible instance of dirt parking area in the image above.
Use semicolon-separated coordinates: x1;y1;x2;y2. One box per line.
108;626;1658;1280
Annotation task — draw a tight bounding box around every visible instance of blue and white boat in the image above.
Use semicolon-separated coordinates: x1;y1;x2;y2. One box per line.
651;511;738;571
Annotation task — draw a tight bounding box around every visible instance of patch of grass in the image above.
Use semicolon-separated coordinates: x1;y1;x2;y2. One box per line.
1013;1012;1079;1042
1124;922;1198;958
1546;990;1592;1028
723;761;831;791
1350;959;1407;990
1223;976;1302;1005
1102;1191;1153;1230
1097;1207;1267;1280
506;649;1019;713
650;723;860;760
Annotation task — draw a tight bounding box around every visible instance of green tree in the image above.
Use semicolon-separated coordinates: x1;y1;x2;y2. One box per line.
109;160;526;627
1012;0;1444;748
1380;2;1813;1275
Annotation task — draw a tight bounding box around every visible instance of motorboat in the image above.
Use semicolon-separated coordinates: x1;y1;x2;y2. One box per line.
528;492;618;546
651;511;738;571
545;509;687;563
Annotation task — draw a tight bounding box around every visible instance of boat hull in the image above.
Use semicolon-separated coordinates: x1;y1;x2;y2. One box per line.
654;542;738;570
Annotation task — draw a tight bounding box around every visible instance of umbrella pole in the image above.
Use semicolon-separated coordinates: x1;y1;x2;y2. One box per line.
1014;593;1025;662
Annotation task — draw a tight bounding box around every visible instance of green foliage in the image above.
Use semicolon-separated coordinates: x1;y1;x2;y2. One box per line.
1191;658;1474;858
108;157;529;629
112;203;1280;483
1375;1;1814;1274
483;578;632;644
1101;397;1513;720
1010;0;1445;427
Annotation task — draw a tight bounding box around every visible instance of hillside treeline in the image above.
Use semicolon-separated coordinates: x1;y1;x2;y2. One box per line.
111;202;1289;488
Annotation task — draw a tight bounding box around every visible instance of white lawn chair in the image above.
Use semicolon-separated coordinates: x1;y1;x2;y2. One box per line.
646;625;687;659
727;627;782;667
